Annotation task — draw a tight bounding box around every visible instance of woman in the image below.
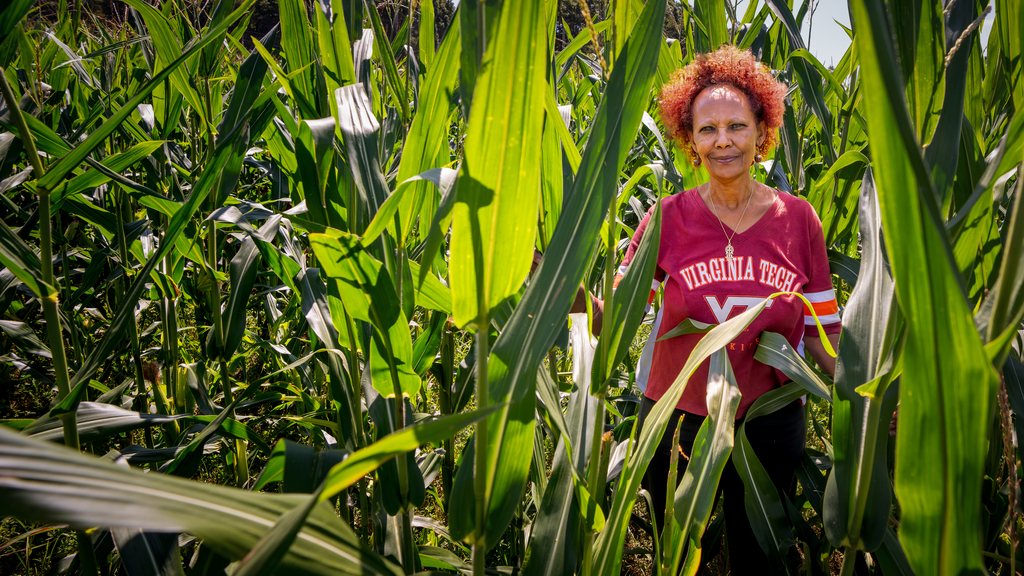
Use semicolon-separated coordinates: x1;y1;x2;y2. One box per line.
578;46;841;571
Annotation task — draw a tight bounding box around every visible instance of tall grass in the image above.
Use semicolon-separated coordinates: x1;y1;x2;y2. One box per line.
0;0;1022;575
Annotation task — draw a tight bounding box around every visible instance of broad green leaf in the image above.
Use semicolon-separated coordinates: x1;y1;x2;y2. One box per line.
396;19;461;243
0;217;49;298
279;0;324;117
205;237;260;361
732;386;799;574
219;25;278;144
853;1;997;574
0;320;49;358
672;350;741;547
592;195;661;395
543;87;582;173
110;526;184;576
419;0;435;69
407;260;452;314
316;0;356;96
448;0;667;550
363;168;457;248
309;232;419;398
983;151;1024;364
594;295;765;576
0;427;401;576
335;85;390;234
694;0;727;55
522;365;600;575
753;331;832;402
923;0;977;209
295;118;338;228
823;168;901;553
0;0;31;46
233;488;323;576
449;0;547;328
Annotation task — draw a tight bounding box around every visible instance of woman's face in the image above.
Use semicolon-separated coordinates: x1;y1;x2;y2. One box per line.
690;84;766;185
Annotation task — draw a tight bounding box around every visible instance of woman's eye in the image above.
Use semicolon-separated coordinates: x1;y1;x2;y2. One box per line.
732;123;745;129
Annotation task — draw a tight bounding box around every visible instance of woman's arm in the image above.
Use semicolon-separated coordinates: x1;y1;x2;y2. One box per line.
804;332;840;377
569;286;604;337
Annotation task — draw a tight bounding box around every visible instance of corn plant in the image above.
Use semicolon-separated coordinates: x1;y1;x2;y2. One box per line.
0;0;1022;575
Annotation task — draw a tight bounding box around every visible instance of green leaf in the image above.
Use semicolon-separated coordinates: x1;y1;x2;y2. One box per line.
594;296;766;576
765;0;837;164
319;406;500;501
983;151;1024;364
418;0;435;69
362;168;457;248
206;237;261;361
522;366;599;575
0;217;49;298
592;195;661;395
448;0;667;550
279;0;324;117
37;0;257;192
732;386;801;574
396;19;461;243
0;0;32;46
695;0;727;55
233;487;323;576
295;117;338;228
309;232;419;399
852;1;997;574
407;260;452;314
363;0;410;123
753;331;832;402
23;402;189;443
53;141;165;206
449;0;548;328
315;0;356;96
672;350;741;547
823;168;901;552
219;25;278;144
0;320;49;358
122;0;210;127
0;427;401;576
335;85;391;234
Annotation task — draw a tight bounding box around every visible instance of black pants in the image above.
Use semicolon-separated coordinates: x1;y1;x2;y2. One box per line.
637;395;806;574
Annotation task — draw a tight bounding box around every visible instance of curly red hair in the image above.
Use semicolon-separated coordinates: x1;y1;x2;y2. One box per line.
659;45;787;162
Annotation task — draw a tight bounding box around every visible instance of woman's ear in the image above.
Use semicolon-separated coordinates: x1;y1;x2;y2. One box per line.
757;121;767;147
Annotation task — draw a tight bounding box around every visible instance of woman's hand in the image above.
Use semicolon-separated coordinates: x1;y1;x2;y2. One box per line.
804;332;840;377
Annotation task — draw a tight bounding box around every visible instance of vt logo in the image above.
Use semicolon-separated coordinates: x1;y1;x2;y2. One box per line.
704;296;773;324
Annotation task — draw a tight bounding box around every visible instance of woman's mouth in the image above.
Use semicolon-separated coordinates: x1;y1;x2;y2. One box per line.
711;155;739;164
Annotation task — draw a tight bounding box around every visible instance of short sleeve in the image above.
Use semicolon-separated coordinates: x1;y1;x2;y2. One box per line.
802;205;841;337
614;205;665;304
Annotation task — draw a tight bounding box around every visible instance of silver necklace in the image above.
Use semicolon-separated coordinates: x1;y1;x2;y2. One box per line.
707;186;754;263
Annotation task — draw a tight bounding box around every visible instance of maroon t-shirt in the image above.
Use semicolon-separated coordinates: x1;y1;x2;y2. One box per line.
621;188;841;418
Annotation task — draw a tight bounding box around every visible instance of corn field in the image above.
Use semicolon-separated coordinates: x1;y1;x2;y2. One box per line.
0;0;1022;574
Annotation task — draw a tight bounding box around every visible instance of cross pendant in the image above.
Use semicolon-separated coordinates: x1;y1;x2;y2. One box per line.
725;243;734;263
